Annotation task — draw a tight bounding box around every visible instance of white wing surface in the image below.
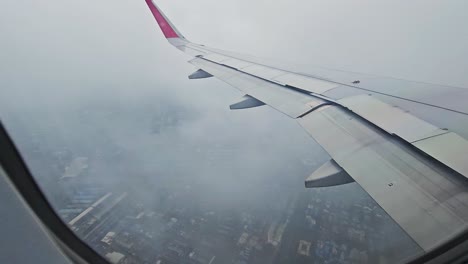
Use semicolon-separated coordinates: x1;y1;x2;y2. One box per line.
144;0;468;256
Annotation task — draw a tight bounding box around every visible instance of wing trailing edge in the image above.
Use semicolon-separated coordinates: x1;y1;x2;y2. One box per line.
144;1;468;256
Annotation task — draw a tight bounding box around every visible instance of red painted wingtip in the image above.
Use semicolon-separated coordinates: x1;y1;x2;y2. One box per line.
145;0;181;39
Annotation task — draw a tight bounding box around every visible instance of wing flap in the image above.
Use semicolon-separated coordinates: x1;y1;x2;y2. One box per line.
414;132;468;178
241;65;286;80
199;52;340;94
273;73;338;94
337;95;468;178
189;57;327;118
298;105;468;251
338;95;448;143
220;58;253;69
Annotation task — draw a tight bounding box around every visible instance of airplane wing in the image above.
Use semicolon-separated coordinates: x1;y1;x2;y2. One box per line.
144;0;468;258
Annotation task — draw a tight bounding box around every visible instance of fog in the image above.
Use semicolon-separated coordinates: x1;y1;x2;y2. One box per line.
1;0;467;263
0;0;332;210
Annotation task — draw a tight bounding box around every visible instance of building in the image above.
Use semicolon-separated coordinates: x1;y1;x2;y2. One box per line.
105;252;125;264
298;240;311;256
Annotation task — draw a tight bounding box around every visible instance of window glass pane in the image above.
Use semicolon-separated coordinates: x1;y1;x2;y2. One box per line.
6;0;468;263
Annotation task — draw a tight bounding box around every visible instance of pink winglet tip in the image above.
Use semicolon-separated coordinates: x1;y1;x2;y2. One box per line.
145;0;180;38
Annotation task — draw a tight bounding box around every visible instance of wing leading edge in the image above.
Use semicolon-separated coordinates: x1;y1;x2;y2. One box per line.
144;0;468;256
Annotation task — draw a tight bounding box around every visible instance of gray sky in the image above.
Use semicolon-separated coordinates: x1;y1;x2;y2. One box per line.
2;0;468;95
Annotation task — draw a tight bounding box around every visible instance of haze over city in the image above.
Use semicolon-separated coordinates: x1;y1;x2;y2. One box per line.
2;0;468;263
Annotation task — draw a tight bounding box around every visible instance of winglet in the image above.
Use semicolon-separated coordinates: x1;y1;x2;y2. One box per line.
145;0;186;40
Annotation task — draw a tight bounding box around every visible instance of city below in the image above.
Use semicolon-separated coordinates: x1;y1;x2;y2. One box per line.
5;102;421;264
55;161;418;264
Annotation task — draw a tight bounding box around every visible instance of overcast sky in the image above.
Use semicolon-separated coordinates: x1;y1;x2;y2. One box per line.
2;0;468;96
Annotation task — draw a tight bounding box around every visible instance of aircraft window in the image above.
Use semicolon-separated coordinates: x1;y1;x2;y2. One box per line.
4;1;465;263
